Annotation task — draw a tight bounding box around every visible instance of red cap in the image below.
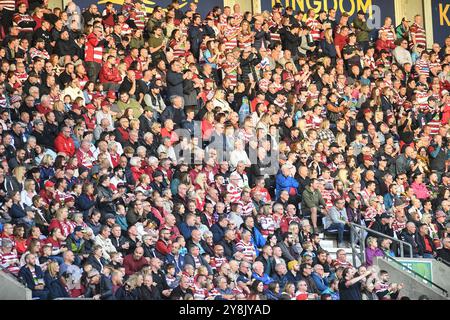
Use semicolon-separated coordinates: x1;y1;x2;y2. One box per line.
101;100;111;107
92;93;103;100
363;155;374;162
363;108;372;114
44;180;55;188
106;90;116;100
85;104;96;110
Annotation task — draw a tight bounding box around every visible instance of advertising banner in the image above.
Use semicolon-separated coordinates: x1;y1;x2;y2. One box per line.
431;0;450;45
399;259;433;286
260;0;395;26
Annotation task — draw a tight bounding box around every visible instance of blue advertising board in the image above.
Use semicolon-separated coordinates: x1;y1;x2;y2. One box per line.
431;0;450;45
260;0;395;24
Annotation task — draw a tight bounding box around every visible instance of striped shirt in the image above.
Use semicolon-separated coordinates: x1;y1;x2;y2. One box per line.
0;251;20;275
238;200;254;218
13;13;36;33
236;240;256;261
133;9;146;31
258;215;276;236
306;18;321;41
169;39;187;59
410;23;426;47
193;284;208;300
238;33;253;49
427;118;441;135
223;26;239;51
221;61;239;87
210;255;228;270
0;0;15;11
378;25;396;42
415;58;430;76
227;183;242;203
415;89;429;112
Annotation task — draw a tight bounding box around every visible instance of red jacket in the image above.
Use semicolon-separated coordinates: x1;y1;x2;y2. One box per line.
54;133;76;157
123;56;143;79
82;114;96;131
85;33;103;64
375;39;395;52
99;64;122;83
155;239;171;256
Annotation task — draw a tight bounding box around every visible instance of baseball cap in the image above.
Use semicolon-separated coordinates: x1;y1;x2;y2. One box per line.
236;275;249;283
92;93;103;100
85;104;96;110
106;90;116;100
44;180;55;188
104;213;116;221
153;170;164;178
363;155;374;162
74;226;84;233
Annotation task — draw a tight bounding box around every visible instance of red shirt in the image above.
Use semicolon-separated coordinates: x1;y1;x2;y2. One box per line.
123;254;149;275
334;33;348;53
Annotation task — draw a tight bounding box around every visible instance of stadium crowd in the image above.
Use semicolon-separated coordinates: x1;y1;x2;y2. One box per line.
0;0;449;300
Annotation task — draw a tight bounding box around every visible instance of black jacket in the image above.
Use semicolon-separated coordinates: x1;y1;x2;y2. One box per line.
217;238;236;261
84;275;114;300
136;284;161;300
299;273;320;294
255;254;276;277
399;230;420;256
170;285;194;300
85;255;107;273
416;233;436;256
166;70;184;98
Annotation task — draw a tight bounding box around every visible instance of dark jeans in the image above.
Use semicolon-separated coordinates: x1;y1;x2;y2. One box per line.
327;223;347;243
32;289;49;300
85;61;101;82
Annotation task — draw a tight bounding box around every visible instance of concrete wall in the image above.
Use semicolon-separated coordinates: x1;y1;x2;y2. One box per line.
431;260;450;293
374;257;448;300
0;272;32;300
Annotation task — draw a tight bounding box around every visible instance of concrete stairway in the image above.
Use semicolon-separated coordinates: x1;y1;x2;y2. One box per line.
318;233;361;266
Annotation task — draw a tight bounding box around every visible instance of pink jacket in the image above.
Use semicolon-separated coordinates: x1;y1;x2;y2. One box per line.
411;182;430;200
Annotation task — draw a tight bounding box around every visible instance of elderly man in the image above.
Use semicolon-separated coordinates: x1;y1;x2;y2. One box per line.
324;198;350;247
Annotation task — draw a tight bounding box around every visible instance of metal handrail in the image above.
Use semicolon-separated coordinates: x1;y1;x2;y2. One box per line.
436;257;450;268
349;222;413;266
382;254;449;297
